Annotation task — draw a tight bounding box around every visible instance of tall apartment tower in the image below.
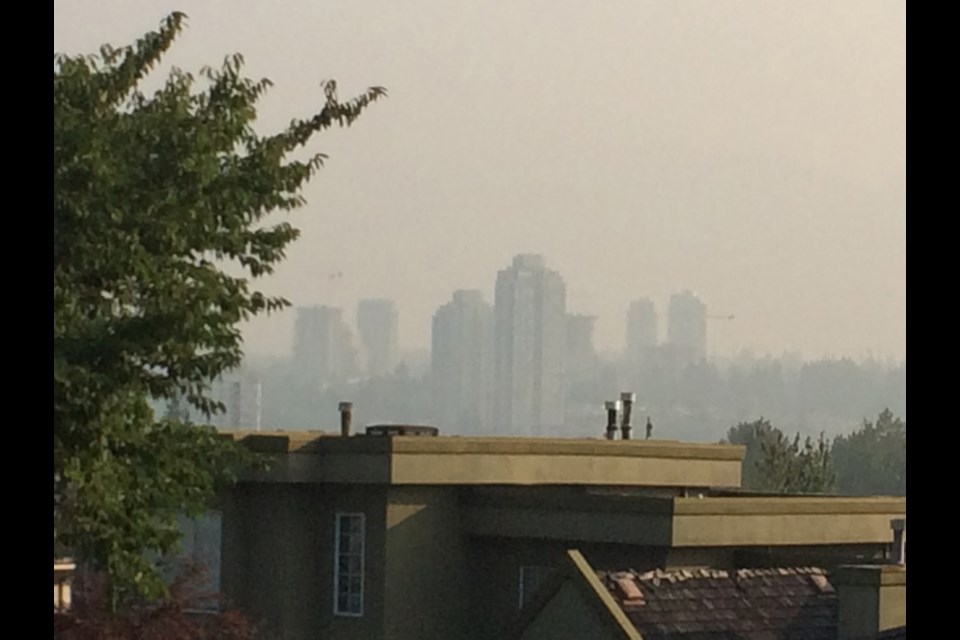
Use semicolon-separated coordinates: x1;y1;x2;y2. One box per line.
626;298;658;361
565;313;598;379
357;298;399;378
667;290;707;364
292;306;360;386
493;254;567;435
431;290;494;434
209;375;263;430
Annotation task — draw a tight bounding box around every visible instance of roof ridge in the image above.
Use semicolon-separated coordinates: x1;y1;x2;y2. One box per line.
603;565;829;585
634;567;730;583
735;566;827;578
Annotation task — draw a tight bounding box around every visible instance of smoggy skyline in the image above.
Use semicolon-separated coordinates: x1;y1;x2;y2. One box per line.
54;1;906;361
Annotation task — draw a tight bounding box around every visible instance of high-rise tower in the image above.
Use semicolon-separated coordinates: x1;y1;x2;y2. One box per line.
667;290;707;364
357;298;399;378
493;254;567;435
431;290;494;434
292;306;360;386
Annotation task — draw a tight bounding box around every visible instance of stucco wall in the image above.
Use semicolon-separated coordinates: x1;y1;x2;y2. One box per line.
879;583;906;632
835;565;906;639
383;486;470;640
467;538;666;639
519;581;619;640
221;483;389;640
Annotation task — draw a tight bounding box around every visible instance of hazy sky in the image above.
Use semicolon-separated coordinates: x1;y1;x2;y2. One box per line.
54;1;906;361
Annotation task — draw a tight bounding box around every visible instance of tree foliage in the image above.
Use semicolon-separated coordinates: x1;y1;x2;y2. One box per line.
726;410;905;496
722;418;779;490
54;12;385;603
832;408;906;496
724;418;836;494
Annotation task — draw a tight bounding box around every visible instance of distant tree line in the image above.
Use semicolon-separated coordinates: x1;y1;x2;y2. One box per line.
723;409;906;496
623;355;905;442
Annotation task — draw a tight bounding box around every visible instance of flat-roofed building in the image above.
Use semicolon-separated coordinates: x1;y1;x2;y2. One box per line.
212;428;905;640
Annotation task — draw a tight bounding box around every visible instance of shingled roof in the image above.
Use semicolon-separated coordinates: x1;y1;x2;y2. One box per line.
597;566;838;640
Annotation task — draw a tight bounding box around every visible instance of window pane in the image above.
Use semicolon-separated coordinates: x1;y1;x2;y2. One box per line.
348;575;362;594
348;533;363;554
520;566;554;609
334;513;365;617
348;594;362;612
348;555;362;575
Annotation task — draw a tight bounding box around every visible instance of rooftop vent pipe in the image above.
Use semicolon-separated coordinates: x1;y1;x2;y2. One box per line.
890;518;906;565
620;392;636;440
338;401;353;437
605;400;621;440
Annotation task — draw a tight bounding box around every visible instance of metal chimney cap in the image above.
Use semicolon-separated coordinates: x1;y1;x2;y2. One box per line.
604;400;622;411
620;392;636;403
338;401;353;412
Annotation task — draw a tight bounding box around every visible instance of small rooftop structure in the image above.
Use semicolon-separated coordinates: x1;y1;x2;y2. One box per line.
364;424;439;437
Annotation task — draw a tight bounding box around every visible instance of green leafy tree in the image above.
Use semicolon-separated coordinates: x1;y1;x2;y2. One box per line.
832;408;906;495
756;430;835;494
54;12;385;604
724;418;835;493
723;418;779;490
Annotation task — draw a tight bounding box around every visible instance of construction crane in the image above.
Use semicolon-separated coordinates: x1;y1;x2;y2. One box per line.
319;269;344;307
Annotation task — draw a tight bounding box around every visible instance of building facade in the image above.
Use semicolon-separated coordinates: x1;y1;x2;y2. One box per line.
212;430;906;640
666;290;707;365
357;299;399;378
292;306;360;387
431;289;494;434
493;254;567;435
564;313;602;435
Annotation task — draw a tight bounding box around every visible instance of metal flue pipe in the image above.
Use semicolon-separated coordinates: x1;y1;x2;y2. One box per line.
605;400;621;440
620;392;636;440
338;401;353;437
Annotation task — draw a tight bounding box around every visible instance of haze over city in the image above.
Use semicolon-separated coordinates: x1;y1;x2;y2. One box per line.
54;0;906;361
54;4;907;635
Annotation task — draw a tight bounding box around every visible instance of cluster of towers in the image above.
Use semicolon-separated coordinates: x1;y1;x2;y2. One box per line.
627;290;709;366
431;255;710;435
282;254;710;436
292;298;400;386
432;254;567;435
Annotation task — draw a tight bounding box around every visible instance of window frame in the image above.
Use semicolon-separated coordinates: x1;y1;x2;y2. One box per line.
333;512;366;617
518;564;554;609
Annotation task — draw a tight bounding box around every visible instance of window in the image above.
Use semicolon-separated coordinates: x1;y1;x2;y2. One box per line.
334;512;365;617
518;565;555;609
173;511;222;611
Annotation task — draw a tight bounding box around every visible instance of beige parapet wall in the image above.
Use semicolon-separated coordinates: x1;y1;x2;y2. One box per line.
225;431;745;488
834;564;906;639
